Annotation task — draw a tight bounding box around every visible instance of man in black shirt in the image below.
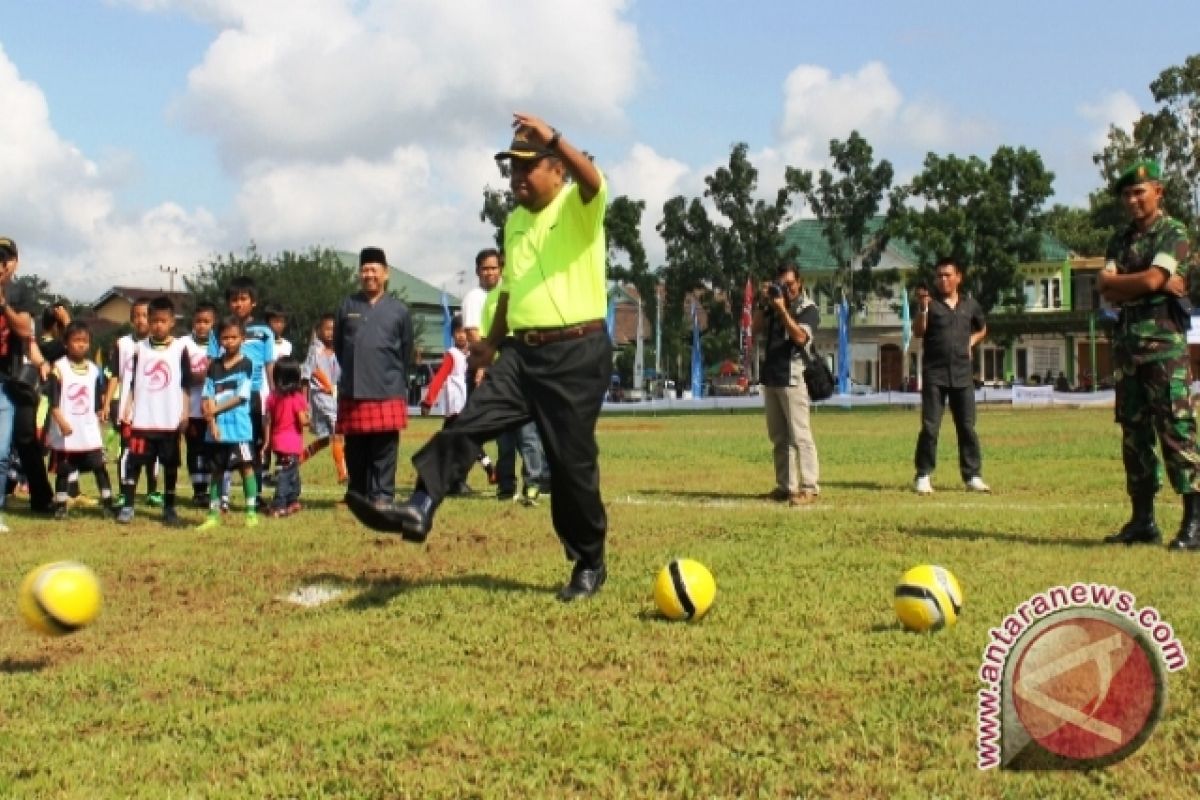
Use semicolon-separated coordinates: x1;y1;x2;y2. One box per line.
913;256;989;495
0;237;54;529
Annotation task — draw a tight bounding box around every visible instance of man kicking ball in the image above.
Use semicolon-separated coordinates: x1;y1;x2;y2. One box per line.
346;112;612;601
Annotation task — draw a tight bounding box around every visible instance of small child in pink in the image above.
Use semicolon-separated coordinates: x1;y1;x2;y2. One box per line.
263;357;309;517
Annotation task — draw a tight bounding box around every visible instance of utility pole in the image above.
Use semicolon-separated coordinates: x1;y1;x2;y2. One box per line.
159;265;179;292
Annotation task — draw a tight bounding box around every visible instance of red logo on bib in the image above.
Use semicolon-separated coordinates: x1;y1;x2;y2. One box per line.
67;384;90;415
144;360;172;392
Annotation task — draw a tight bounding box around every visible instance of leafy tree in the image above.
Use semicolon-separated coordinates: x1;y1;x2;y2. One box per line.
1043;204;1111;257
183;245;358;347
1093;54;1200;243
480;164;514;250
786;131;895;308
889;146;1055;312
656;143;802;379
11;274;55;312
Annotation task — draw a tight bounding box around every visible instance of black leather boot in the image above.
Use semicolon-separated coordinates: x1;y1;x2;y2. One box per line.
1168;493;1200;551
1104;490;1161;544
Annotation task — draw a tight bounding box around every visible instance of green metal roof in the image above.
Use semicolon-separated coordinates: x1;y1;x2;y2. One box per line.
779;218;1069;271
334;251;459;307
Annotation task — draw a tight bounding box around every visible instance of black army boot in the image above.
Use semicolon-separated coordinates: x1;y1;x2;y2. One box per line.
1168;493;1200;551
1103;490;1161;545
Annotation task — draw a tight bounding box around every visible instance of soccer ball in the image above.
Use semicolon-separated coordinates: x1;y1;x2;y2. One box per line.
894;564;962;632
653;559;716;621
18;561;103;637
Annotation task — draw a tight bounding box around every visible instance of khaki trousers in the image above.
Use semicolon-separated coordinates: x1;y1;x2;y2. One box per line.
762;365;820;493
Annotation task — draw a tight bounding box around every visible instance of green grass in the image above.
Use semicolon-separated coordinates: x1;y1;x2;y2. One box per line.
2;407;1199;798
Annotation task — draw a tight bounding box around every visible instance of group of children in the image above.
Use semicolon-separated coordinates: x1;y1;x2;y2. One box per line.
41;277;346;528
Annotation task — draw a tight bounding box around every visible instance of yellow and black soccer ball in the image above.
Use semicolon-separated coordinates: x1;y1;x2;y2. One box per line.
653;559;716;621
894;564;962;632
18;561;103;637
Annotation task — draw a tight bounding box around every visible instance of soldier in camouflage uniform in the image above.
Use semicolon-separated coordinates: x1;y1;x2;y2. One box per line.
1099;159;1200;550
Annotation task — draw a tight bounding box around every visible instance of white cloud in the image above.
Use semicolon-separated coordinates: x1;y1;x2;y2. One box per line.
776;61;991;169
9;1;644;300
607;143;691;267
1079;90;1141;150
169;0;641;170
233;145;476;287
0;44;221;301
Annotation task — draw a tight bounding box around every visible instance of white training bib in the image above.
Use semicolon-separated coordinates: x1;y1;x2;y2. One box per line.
48;358;104;452
126;338;187;432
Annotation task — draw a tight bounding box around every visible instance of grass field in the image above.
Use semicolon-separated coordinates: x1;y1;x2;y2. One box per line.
2;406;1199;799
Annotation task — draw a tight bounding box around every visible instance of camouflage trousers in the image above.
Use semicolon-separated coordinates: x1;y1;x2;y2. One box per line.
1114;323;1200;496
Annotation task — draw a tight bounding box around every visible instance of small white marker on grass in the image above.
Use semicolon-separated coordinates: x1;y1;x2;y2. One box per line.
276;585;348;608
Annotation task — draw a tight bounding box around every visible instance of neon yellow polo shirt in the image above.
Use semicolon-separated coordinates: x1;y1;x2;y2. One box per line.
480;282;501;337
501;171;608;329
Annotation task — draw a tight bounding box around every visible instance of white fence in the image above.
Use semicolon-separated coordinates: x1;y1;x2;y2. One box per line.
598;387;1117;413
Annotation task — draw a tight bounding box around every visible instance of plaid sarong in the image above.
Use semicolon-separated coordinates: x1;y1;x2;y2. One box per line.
335;397;408;435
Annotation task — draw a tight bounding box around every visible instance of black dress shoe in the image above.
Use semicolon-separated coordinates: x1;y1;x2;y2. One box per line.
1103;523;1162;545
557;562;607;602
345;491;431;543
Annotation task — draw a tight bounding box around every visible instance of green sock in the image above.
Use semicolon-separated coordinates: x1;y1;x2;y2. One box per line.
244;475;258;512
209;478;222;513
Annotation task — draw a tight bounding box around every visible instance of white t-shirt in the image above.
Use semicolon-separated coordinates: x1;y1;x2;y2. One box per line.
461;287;487;332
180;334;211;419
441;348;468;416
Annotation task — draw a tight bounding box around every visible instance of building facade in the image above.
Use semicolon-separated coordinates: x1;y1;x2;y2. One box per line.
781;219;1110;391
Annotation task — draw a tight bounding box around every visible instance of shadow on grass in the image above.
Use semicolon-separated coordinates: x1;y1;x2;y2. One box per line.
903;525;1105;548
0;657;49;674
298;571;553;609
631;488;775;502
818;480;898;491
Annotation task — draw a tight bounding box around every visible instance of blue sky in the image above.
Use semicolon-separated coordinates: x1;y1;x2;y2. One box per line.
1;0;1197;299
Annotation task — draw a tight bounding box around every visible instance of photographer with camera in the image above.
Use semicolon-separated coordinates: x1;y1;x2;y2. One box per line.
752;263;820;506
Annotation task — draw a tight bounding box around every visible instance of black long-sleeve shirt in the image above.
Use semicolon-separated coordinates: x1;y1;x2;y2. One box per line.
334;292;413;400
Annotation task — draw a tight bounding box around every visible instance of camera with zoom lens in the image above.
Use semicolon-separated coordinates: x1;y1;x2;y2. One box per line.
766;282;784;300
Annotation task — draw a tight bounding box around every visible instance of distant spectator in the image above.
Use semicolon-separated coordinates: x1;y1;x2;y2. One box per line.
1055;371;1071;392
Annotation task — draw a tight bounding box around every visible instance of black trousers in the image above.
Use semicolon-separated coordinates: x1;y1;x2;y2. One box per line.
411;330;611;568
13;401;52;510
914;382;982;481
345;432;398;504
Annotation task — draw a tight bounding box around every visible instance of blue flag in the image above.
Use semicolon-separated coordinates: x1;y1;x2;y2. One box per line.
836;298;851;395
607;297;616;340
691;301;703;398
901;290;912;354
441;290;453;351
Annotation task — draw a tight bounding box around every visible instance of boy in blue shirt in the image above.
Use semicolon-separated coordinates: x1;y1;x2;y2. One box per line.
209;276;274;506
199;316;258;529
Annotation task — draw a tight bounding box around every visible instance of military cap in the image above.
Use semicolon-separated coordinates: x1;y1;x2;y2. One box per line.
495;130;556;162
1115;159;1162;191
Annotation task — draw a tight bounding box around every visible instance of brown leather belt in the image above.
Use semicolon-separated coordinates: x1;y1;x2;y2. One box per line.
513;319;606;347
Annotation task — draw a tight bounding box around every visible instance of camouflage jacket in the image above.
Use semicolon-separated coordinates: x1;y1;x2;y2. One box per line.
1105;213;1191;311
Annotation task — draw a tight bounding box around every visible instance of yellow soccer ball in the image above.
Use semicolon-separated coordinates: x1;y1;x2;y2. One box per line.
18;561;103;637
894;564;962;632
653;559;716;621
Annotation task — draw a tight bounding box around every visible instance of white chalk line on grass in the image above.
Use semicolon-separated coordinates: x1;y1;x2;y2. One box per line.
295;487;1110;513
